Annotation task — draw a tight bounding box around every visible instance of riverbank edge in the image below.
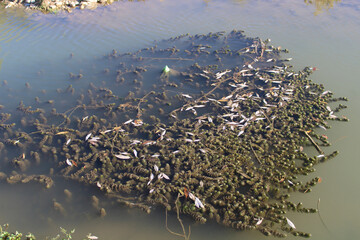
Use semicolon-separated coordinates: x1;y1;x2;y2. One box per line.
1;0;116;13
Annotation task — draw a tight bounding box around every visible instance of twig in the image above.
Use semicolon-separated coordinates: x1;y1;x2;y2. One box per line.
165;193;191;240
110;130;119;154
250;143;262;165
302;130;324;154
57;105;81;128
136;91;155;118
251;100;274;130
243;54;257;63
170;76;233;115
195;76;233;102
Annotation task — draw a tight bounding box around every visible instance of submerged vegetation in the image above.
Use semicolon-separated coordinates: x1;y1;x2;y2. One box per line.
0;30;348;238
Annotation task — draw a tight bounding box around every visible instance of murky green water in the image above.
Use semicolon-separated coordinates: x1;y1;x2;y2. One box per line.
0;0;359;239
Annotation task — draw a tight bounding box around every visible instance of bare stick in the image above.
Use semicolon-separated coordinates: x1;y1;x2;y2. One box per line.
165;193;191;240
250;143;262;165
170;76;233;115
302;130;324;154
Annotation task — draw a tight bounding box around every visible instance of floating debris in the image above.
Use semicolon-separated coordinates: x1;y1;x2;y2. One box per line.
133;149;138;158
286;217;296;229
115;154;131;160
66;159;72;166
147;173;154;185
124;119;133;125
87;234;99;240
0;30;348;237
88;137;100;146
194;197;205;209
85;133;92;141
163;65;171;73
255;217;264;226
181;94;193;99
158;172;170;180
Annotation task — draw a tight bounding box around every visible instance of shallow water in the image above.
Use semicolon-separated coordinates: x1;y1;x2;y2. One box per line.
0;0;359;239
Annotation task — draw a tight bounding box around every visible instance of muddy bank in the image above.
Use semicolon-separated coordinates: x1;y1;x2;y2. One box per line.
1;0;116;13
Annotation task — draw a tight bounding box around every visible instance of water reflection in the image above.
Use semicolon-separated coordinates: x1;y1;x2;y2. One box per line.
304;0;341;15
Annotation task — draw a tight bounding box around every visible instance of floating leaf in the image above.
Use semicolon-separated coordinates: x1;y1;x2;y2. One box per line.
195;197;205;209
286;217;296;229
147;173;154;185
188;192;195;201
115;154;131;160
181;94;192;99
124;119;133;125
256;217;263;226
56;131;69;135
85;133;92;141
66;159;72;166
184;187;189;199
87;234;99;240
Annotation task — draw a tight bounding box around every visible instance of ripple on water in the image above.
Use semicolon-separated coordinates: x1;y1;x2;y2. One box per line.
0;12;40;43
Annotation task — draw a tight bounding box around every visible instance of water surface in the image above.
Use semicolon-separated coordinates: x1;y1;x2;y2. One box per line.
0;0;359;239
